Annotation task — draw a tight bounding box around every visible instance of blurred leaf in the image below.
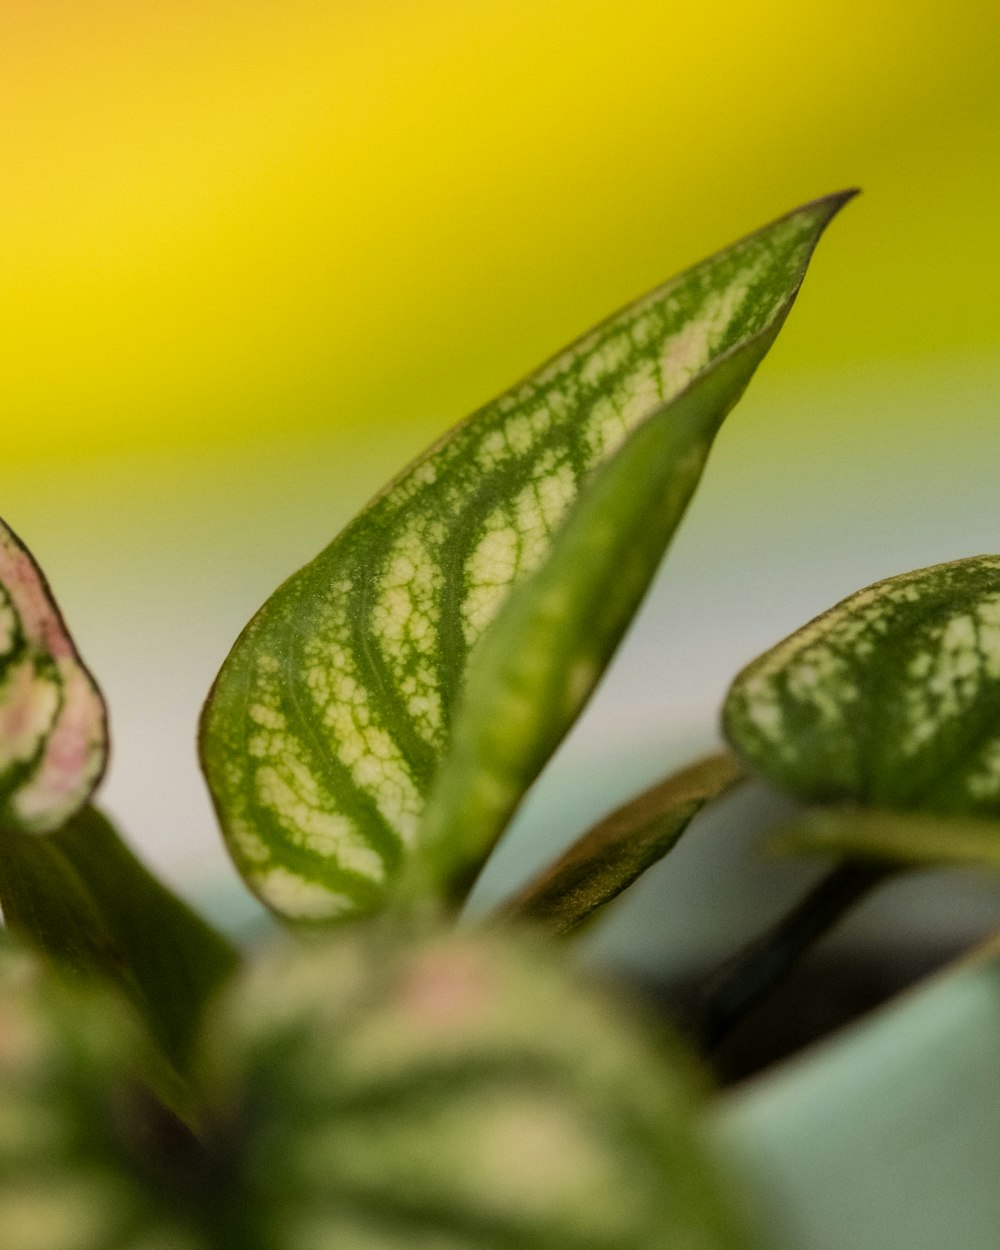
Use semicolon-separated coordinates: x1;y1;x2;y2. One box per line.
770;805;1000;871
0;933;210;1250
201;192;853;923
506;751;746;935
0;519;107;835
724;554;1000;818
0;807;239;1081
202;924;752;1249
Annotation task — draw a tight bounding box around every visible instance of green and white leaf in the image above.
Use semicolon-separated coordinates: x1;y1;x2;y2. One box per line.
505;751;746;936
416;347;777;899
0;806;239;1084
724;555;1000;817
770;806;1000;872
202;924;751;1249
0;520;107;835
201;192;853;923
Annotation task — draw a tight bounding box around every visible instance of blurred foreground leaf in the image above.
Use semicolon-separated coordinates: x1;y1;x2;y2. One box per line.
0;934;208;1250
0;807;238;1080
202;924;752;1249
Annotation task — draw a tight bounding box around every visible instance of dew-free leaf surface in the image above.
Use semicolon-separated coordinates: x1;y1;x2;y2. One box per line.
506;751;746;936
202;925;751;1250
0;807;239;1082
771;807;1000;872
202;193;853;923
0;520;107;835
0;934;212;1250
417;344;781;899
724;555;1000;818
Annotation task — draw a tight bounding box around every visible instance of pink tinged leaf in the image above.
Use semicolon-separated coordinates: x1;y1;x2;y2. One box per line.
0;522;107;835
398;948;495;1031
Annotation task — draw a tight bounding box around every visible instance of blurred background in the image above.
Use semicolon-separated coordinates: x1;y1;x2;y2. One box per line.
3;1;1000;961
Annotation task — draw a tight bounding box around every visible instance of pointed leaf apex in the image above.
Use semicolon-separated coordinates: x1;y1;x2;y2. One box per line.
202;191;854;923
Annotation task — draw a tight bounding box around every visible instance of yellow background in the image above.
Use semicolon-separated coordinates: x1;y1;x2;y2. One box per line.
4;1;998;464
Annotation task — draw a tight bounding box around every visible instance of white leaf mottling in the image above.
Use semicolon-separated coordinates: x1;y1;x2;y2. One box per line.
201;196;850;919
726;556;1000;814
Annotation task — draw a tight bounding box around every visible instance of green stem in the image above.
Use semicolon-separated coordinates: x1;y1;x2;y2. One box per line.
696;861;892;1052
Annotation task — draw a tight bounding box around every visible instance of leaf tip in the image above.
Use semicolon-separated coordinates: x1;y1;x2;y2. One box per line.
816;186;861;212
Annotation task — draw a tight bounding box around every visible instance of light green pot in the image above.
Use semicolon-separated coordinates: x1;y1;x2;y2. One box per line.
711;949;1000;1250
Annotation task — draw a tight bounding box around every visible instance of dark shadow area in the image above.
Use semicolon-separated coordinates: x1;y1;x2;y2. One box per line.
641;938;980;1086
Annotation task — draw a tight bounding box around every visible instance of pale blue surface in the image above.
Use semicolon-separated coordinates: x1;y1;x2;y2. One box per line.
711;955;1000;1249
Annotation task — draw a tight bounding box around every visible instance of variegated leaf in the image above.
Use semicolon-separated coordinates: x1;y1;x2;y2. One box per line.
201;925;752;1249
0;934;210;1250
724;555;1000;817
417;348;772;899
201;192;853;922
0;520;107;835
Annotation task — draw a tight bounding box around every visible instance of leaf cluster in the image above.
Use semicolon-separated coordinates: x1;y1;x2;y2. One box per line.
4;190;995;1247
